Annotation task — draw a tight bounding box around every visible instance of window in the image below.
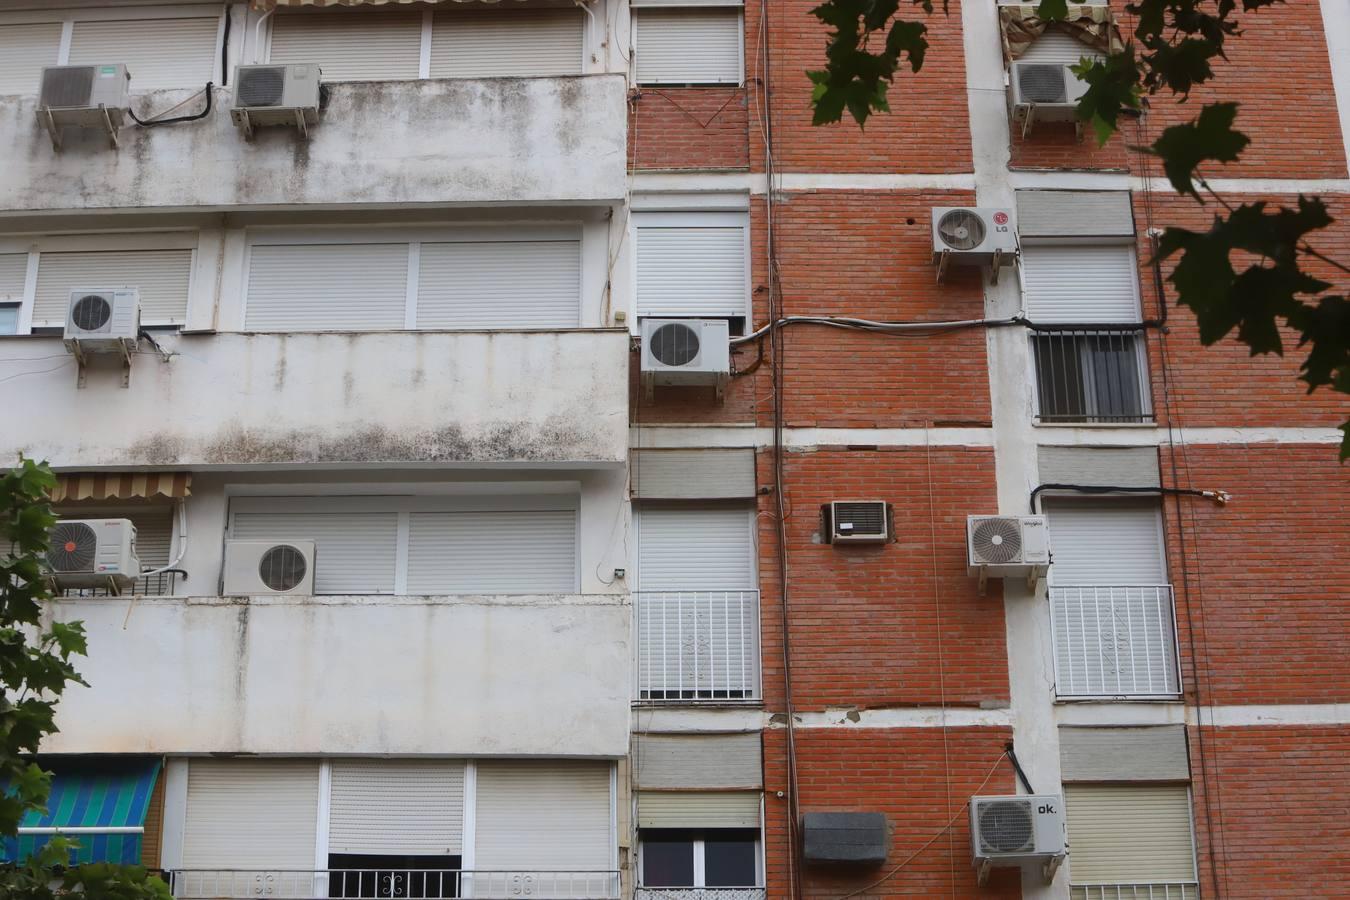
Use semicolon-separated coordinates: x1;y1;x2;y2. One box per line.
639;830;759;889
633;7;743;85
1044;498;1180;698
634;213;749;329
1064;784;1198;899
0;305;17;335
1022;243;1151;423
473;761;613;878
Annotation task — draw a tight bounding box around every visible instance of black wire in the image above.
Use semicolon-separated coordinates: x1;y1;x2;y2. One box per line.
129;83;214;127
1004;742;1035;794
220;7;231;87
1030;482;1218;514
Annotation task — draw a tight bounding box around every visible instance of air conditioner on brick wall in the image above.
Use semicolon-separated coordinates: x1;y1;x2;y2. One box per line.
970;794;1066;886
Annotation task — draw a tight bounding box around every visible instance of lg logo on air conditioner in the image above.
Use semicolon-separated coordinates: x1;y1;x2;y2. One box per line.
993;211;1011;232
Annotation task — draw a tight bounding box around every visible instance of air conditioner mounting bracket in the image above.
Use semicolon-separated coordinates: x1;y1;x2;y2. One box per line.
935;249;952;284
235;107;255;141
976;565;988;598
1043;853;1064;884
976;858;992;887
990;249;1004;284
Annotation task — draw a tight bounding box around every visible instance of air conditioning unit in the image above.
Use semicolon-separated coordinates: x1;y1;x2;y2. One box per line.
231;64;322;138
970;794;1065;885
640;318;731;401
47;519;141;590
63;288;140;356
931;208;1017;278
822;501;892;544
37;64;131;149
966;515;1050;580
223;540;316;595
1010;62;1087;121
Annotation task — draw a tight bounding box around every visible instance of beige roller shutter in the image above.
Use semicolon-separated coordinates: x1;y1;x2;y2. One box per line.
1064;784;1197;885
474;760;611;871
405;510;578;594
0;22;62;95
1017;29;1102;66
128;506;174;570
182;760;320;868
637;504;755;590
69;16;219;91
1021;244;1140;324
1016;190;1134;239
415;240;580;329
244;243;409;332
633;733;762;790
430;9;583;78
1044;498;1165;585
270;10;422;81
329;760;465;855
0;253;28;299
634;8;742;85
630;449;757;500
33;248;193;327
636;217;748;318
636;791;760;828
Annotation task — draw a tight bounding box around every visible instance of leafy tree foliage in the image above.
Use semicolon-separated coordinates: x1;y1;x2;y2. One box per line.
1;459;171;899
808;0;1350;457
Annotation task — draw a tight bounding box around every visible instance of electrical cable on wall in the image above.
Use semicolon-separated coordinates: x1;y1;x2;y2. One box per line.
1030;482;1230;514
129;83;214;128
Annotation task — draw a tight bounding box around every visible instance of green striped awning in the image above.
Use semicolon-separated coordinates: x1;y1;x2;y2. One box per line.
3;758;162;866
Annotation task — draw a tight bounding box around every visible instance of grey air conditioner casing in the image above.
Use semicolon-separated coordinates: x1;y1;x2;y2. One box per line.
640;318;731;394
802;812;889;866
1011;62;1089;122
232;64;322;129
47;518;140;589
63;288;140;355
970;794;1065;868
823;501;892;544
931;207;1018;266
38;64;130;128
223;540;317;596
966;514;1049;578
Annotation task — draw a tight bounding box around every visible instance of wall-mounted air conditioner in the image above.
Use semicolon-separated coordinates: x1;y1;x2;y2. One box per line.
223;540;316;596
822;501;892;544
37;64;131;149
931;207;1017;282
1010;62;1088;138
231;64;322;139
47;518;141;590
640;318;731;402
64;288;140;353
966;515;1050;593
970;793;1066;885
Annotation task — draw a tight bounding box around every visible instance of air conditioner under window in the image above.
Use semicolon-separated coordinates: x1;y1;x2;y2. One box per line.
231;64;322;138
970;794;1065;885
640;318;731;401
1010;62;1088;118
223;540;317;596
47;518;141;590
37;64;131;149
63;288;140;356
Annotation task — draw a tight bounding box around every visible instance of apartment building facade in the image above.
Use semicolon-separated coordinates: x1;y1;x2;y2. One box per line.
0;0;1346;898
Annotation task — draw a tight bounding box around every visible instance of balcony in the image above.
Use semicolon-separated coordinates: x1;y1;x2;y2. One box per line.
0;76;626;213
0;330;629;469
1031;326;1152;424
1071;885;1198;900
635;591;761;703
1049;586;1181;699
635;891;766;900
168;869;620;899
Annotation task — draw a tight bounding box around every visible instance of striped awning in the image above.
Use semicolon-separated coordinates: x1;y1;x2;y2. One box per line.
3;758;162;866
51;472;191;503
251;0;536;9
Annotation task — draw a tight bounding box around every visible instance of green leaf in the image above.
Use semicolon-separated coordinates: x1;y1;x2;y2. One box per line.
1145;102;1250;197
1036;0;1069;20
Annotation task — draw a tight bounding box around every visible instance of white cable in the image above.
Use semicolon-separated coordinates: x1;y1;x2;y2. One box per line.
731;315;1019;345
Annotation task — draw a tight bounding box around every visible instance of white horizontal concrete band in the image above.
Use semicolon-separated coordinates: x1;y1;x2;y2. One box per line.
1189;703;1350;727
784;707;1015;728
1034;426;1345;447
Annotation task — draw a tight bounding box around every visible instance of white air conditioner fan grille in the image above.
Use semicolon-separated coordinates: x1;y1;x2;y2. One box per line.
979;800;1036;854
258;544;308;592
937;210;987;251
48;522;98;572
971;517;1023;564
1018;64;1068;104
649;321;701;367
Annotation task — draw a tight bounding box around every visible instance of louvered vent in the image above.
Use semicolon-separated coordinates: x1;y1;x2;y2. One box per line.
238;66;286;107
40;66;95;108
1017;64;1068;104
977;799;1035;855
48;522;98;573
649;322;701;367
826;501;891;543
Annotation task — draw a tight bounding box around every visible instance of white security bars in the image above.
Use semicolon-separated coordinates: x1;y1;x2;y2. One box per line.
636;891;767;900
169;868;620;899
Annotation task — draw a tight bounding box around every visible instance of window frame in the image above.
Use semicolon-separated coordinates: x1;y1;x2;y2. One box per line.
631;5;746;87
637;828;763;890
630;210;752;332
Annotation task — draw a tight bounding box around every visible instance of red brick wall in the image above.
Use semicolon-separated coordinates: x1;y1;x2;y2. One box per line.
629;87;751;170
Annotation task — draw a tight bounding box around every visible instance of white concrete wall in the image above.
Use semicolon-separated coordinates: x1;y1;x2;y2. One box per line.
44;592;631;757
0;330;630;467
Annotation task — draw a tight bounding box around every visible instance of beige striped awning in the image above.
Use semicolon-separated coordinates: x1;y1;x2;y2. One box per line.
51;473;191;503
251;0;537;9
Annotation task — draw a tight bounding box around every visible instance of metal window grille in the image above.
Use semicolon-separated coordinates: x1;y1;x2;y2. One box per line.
168;869;620;900
55;570;178;598
1070;885;1200;900
636;591;760;702
1049;585;1181;698
1031;327;1151;424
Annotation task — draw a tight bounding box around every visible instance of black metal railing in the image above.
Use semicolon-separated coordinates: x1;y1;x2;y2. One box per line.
1030;326;1152;424
55;570;178;598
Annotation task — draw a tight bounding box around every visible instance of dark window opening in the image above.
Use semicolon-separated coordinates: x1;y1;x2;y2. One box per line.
327;854;462;899
1032;330;1150;424
640;829;759;889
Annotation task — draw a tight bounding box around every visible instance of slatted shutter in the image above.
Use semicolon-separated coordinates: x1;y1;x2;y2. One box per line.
33;248;193;327
1018;30;1102;66
230;507;399;594
430;9;583;78
634;9;742;85
270;10;422;81
1021;245;1139;324
636;217;748;319
638;504;754;590
0;22;62;95
245;243;409;332
405;510;578;594
636;792;760;828
181;760;319;868
416;241;580;329
474;761;611;870
0;253;26;299
1064;785;1197;885
1045;498;1165;585
69;16;219;90
329;761;465;855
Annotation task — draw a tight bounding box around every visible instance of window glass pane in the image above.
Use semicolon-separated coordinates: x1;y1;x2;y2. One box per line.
0;305;18;335
704;835;757;887
1033;331;1147;423
641;838;694;887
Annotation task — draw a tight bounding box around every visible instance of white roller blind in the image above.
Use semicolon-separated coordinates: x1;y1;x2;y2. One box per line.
69;16;219;90
1022;244;1140;324
636;221;747;318
329;760;466;855
182;760;320;868
230;509;399;594
130;506;173;568
638;504;754;590
1045;498;1165;585
0;253;28;299
636;792;760;828
34;248;193;327
1065;784;1197;884
635;9;741;84
430;9;583;78
0;22;62;95
416;241;580;329
245;243;409;332
1018;30;1103;66
474;761;611;871
406;510;578;594
270;10;422;81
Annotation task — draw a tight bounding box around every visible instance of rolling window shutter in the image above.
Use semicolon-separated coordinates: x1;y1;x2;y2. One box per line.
230;509;399;594
634;9;741;84
69;16;219;90
405;510;577;594
1022;244;1139;324
0;253;27;299
474;761;611;871
1064;784;1197;884
636;792;760;828
1018;30;1102;66
0;22;62;95
1045;499;1165;585
430;9;583;78
181;760;319;868
416;241;580;329
245;243;408;332
633;734;762;790
638;504;754;590
329;761;465;856
130;507;173;569
636;223;747;318
269;10;422;81
33;249;193;327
